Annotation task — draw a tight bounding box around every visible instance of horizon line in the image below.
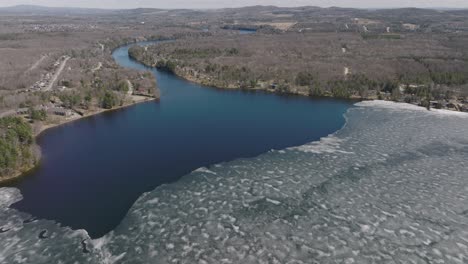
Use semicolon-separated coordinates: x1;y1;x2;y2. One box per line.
1;4;467;11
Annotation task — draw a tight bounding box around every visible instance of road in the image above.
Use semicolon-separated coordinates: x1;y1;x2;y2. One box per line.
44;56;70;91
126;79;133;95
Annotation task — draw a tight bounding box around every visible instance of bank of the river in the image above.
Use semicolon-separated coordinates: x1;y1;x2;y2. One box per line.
127;49;382;103
1;41;352;238
0;164;38;185
34;95;156;137
133;56;468;113
0;98;156;185
0;94;157;185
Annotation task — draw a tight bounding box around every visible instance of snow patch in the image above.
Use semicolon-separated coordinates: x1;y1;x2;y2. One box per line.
0;188;23;208
357;100;468;117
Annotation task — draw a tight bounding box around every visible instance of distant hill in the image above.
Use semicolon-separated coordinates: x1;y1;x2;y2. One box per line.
0;4;466;17
0;5;115;15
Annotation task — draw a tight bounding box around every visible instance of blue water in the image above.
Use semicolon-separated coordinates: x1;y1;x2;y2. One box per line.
4;42;352;238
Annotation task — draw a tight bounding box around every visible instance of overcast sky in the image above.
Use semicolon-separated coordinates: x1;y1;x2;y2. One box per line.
1;0;467;9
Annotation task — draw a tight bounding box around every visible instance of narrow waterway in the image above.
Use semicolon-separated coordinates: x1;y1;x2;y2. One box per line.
4;41;352;238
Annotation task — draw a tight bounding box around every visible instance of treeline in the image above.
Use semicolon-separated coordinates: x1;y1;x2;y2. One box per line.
57;61;156;112
0;117;37;178
294;72;395;99
130;44;466;102
399;70;468;86
127;33;468;103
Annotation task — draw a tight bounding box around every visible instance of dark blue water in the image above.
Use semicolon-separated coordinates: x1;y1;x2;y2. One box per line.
5;41;352;238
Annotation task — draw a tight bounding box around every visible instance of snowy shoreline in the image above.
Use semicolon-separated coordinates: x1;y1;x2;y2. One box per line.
357;100;468;117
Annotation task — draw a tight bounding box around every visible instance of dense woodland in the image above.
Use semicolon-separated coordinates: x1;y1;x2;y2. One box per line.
129;32;468;105
0;117;36;179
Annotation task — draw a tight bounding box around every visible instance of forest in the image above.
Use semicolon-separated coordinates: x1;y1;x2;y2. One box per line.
0;117;36;179
128;31;468;107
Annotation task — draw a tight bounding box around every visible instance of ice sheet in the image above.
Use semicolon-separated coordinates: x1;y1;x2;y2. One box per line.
1;101;467;263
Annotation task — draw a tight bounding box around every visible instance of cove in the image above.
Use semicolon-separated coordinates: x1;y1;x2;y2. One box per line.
3;41;353;238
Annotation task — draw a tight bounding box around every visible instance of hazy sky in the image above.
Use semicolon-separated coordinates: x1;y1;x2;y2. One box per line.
1;0;467;9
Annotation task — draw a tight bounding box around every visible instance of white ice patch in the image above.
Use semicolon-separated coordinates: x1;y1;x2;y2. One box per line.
292;136;353;154
147;197;159;205
194;167;217;175
357;100;468;118
0;188;22;208
266;198;281;205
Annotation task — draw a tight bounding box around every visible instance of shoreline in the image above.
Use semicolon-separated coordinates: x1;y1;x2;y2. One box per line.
1;39;160;185
34;95;156;137
164;69;468;113
0;165;39;186
129;50;467;114
3;39;460;185
127;42;368;103
0;96;156;185
151;65;364;102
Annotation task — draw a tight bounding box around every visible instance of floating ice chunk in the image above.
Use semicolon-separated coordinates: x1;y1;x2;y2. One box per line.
266;198;281;205
166;243;174;250
194;167;217;175
147;198;159;205
360;224;372;233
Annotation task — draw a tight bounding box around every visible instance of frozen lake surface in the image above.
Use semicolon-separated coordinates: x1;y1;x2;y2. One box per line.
1;101;467;263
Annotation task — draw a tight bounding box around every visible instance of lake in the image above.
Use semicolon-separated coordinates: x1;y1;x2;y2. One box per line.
4;41;353;238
